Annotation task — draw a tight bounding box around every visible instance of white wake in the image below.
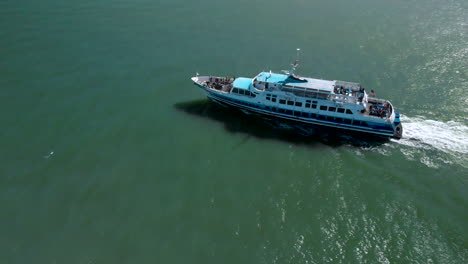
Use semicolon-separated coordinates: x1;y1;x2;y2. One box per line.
392;115;468;168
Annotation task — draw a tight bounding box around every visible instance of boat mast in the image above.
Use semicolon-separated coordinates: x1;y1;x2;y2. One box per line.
289;48;300;77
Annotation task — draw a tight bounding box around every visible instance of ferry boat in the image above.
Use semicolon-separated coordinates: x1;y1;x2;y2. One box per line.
191;57;402;139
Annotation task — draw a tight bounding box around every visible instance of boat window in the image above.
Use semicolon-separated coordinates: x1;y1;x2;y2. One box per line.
295;102;302;107
346;109;353;114
306;100;311;103
305;103;311;108
301;112;309;118
337;108;345;113
312;104;317;109
344;119;351;124
286;110;293;115
327;116;334;121
336;118;343;123
232;88;239;94
240;89;245;95
272;95;277;98
279;99;286;104
294;111;301;117
279;108;285;113
328;107;336;112
287;101;294;106
311;113;317;118
272;107;277;112
353;120;361;125
271;98;276;102
320;105;327;110
313;101;318;104
361;122;368;126
265;106;270;110
318;115;325;120
266;93;271;96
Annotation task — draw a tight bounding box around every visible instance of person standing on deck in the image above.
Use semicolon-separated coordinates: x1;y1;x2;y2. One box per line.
369;90;376;97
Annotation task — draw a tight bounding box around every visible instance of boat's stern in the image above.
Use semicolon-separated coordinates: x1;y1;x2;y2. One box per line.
385;101;402;139
392;110;403;139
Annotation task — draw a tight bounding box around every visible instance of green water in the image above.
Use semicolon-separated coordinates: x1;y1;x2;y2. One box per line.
1;0;467;263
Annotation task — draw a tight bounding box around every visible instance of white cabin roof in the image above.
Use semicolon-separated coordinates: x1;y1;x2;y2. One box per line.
255;72;336;93
290;77;336;92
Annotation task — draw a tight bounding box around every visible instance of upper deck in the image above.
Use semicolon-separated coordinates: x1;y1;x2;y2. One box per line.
254;72;336;93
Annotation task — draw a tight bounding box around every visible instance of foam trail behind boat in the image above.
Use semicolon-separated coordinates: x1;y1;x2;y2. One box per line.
392;115;468;168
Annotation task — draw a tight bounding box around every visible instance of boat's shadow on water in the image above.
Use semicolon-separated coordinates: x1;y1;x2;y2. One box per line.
175;99;389;148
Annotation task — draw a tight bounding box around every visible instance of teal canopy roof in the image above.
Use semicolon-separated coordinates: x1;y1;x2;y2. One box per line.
233;77;252;90
255;72;307;84
256;72;288;83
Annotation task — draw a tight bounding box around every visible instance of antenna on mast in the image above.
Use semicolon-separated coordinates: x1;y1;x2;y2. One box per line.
296;48;301;63
290;48;301;76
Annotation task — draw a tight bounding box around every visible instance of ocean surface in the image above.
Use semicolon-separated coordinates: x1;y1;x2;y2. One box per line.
1;0;467;263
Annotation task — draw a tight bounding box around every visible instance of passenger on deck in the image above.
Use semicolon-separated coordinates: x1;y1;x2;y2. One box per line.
369;90;376;97
370;104;378;116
